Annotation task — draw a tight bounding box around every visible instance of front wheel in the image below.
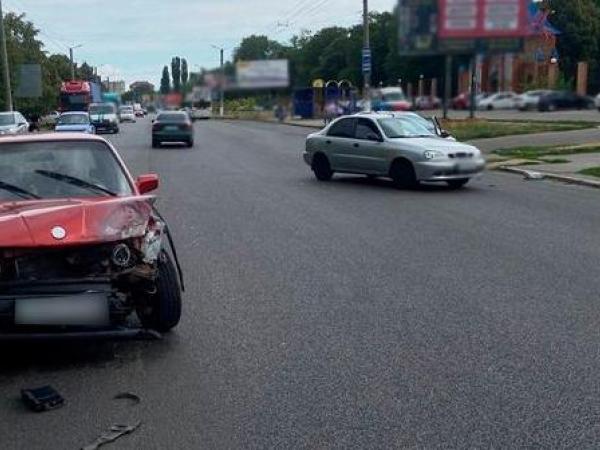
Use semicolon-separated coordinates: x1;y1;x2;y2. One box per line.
152;139;160;148
447;178;469;189
312;154;333;181
390;159;418;189
138;251;182;332
187;139;194;148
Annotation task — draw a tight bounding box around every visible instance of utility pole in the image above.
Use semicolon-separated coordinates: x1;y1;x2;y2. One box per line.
219;47;224;118
69;44;82;81
362;0;371;106
0;0;12;111
69;47;74;80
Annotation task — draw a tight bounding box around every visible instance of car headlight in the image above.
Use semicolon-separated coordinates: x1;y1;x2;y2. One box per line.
423;150;445;160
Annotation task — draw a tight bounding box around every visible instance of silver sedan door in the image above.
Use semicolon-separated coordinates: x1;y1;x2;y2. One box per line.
324;118;357;172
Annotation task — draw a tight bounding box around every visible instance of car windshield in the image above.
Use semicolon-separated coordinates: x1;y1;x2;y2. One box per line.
89;105;115;115
0;141;132;200
0;113;16;125
378;117;437;138
120;107;133;113
158;113;187;122
57;114;89;125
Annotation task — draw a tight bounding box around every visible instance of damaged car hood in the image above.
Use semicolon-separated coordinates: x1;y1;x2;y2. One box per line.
0;197;155;247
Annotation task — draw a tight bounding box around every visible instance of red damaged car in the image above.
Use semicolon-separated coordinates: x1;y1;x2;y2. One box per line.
0;134;183;340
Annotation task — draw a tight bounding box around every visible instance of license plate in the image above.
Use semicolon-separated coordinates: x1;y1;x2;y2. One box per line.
15;293;110;326
456;163;478;174
165;125;178;131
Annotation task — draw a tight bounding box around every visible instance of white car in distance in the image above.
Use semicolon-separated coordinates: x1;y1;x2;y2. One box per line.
478;92;518;110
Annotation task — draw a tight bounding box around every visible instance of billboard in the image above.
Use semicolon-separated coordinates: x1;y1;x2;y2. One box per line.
15;64;42;98
398;0;529;55
236;59;289;89
438;0;529;39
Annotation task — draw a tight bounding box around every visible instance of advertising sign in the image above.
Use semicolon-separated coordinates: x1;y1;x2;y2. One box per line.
15;64;42;98
236;59;289;89
438;0;529;39
398;0;529;55
398;0;439;55
362;48;372;74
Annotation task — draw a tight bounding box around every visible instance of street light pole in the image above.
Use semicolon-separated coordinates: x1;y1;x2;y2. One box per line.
0;0;12;111
363;0;371;105
219;47;224;118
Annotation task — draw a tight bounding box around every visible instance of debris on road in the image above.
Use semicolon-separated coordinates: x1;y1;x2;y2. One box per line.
523;171;545;180
21;385;65;412
81;421;142;450
113;392;141;405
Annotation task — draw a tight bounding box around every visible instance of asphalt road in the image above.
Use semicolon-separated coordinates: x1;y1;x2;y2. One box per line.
2;118;600;449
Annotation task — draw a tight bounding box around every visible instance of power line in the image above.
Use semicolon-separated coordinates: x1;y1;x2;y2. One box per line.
288;0;332;29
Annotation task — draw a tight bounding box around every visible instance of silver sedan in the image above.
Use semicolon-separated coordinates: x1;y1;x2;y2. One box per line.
303;112;486;189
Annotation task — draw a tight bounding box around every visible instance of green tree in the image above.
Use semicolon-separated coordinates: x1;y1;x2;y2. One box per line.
547;0;600;92
234;35;284;62
181;58;188;86
171;57;181;92
160;66;170;94
76;62;95;81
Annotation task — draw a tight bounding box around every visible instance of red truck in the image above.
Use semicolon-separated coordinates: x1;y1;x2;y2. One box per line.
59;80;102;112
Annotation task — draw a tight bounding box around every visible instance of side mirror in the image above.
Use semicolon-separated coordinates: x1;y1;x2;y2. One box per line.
366;132;382;142
440;130;452;138
136;173;159;194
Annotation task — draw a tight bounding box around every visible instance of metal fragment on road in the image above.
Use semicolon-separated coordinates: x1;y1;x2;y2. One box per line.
523;171;545;180
81;421;142;450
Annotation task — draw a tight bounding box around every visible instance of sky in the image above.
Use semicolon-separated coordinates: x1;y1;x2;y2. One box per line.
5;0;397;88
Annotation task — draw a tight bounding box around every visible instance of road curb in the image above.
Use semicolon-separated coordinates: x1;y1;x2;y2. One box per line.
496;166;600;189
220;117;323;129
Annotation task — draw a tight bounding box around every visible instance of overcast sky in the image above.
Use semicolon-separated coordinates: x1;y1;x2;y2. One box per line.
5;0;397;87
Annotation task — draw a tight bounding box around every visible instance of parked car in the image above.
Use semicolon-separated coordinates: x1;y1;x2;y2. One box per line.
54;112;95;134
119;105;136;123
477;91;518;110
152;111;194;148
89;103;120;134
452;92;490;110
414;95;442;110
538;91;594;111
41;111;60;126
516;90;553;111
0;133;183;337
0;111;29;136
303;112;485;189
371;87;412;112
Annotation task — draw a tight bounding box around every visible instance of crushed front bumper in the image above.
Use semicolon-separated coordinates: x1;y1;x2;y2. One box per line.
0;278;158;340
415;158;486;182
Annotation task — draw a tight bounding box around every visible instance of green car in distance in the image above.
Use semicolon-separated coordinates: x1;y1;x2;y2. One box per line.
152;111;194;148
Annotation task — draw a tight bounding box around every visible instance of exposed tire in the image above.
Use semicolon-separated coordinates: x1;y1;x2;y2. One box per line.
390;159;418;189
312;153;333;181
138;251;182;332
548;103;557;112
152;139;160;148
447;178;470;189
487;105;493;111
187;139;194;148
